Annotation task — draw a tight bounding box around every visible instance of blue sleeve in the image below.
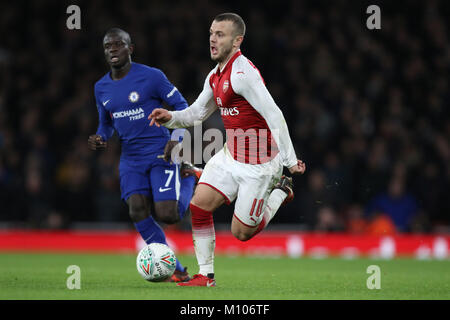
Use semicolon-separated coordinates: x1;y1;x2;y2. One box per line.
153;68;189;111
153;69;189;141
94;89;115;141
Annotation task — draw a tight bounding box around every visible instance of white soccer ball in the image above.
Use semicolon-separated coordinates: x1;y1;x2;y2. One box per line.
136;243;177;282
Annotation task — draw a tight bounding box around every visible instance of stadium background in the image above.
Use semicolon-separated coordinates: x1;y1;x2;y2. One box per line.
0;0;448;240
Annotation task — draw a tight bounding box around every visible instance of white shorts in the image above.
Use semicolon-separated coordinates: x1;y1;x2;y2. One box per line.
198;145;283;227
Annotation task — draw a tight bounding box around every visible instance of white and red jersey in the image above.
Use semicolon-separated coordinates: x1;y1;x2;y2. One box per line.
164;50;297;168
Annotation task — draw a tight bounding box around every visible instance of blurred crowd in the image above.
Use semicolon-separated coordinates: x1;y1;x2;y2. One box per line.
0;0;448;233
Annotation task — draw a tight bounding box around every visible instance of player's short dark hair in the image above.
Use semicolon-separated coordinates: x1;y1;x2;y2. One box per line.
213;13;246;37
104;27;132;46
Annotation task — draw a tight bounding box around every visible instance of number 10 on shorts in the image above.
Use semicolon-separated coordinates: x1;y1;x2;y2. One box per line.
249;198;264;221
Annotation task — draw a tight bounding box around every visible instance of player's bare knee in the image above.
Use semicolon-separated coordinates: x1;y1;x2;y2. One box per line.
129;206;148;222
231;228;252;242
157;211;179;224
127;195;149;222
191;185;224;212
190;193;208;210
154;201;180;225
235;232;252;242
191;200;210;213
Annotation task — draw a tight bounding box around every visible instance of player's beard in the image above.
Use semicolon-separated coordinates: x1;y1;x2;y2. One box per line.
212;40;234;64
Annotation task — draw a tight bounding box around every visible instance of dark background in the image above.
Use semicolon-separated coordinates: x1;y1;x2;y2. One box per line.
0;0;448;233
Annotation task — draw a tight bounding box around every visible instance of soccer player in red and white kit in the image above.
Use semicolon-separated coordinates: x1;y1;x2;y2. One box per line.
149;13;306;287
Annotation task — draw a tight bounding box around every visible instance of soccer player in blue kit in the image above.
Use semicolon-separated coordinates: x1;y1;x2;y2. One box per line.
88;28;200;282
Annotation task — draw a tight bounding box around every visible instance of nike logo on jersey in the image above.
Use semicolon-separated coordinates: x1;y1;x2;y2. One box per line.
159;187;172;192
102;99;110;106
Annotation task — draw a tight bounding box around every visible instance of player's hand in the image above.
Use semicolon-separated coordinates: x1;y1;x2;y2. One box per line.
163;140;181;162
88;134;107;150
148;108;172;127
288;159;306;175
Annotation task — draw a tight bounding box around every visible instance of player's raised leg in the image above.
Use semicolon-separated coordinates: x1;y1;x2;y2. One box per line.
231;176;294;241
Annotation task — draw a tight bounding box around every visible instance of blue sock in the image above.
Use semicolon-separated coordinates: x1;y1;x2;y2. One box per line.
177;175;196;219
134;216;184;272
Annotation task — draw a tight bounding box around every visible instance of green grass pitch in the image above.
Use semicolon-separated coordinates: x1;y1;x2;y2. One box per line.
0;252;449;300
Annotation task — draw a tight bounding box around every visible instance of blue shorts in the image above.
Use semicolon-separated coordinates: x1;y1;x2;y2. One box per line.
119;157;180;203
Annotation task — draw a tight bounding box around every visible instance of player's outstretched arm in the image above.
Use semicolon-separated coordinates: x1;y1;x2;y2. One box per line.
149;69;218;129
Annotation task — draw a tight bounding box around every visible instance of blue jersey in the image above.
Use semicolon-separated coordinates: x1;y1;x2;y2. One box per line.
94;62;188;161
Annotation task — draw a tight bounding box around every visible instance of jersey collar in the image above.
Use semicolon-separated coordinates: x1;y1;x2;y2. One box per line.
108;62;135;82
216;50;242;75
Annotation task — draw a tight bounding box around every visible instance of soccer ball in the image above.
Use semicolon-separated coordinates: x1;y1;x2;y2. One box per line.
136;243;177;282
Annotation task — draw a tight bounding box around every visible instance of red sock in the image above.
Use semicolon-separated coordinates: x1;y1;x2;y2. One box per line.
190;203;214;237
190;203;215;275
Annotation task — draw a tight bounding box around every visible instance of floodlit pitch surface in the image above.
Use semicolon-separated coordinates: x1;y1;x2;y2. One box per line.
0;253;449;299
